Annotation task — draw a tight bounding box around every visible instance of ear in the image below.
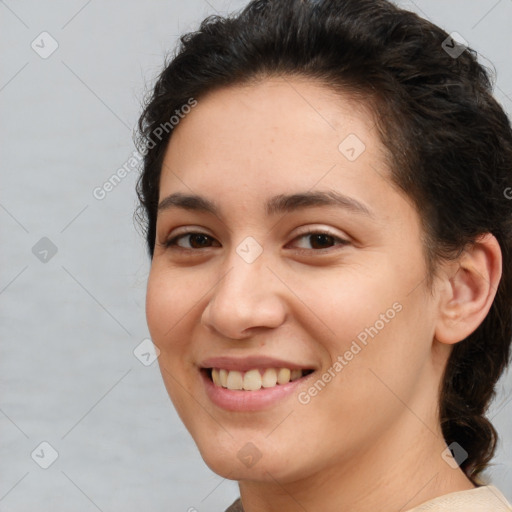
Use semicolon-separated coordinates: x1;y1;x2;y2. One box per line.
434;233;502;345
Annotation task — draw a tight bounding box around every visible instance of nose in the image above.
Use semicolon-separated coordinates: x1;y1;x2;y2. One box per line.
200;251;287;340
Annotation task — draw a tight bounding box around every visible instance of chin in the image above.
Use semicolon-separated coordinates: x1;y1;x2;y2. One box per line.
196;438;310;483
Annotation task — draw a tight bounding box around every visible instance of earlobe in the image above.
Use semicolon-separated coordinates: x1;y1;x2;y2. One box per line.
434;233;502;345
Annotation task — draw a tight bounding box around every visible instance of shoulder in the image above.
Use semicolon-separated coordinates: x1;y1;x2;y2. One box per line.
405;485;512;512
224;497;244;512
224;487;512;512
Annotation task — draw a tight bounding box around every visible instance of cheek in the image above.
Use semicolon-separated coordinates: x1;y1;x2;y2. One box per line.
146;267;202;422
145;265;196;347
145;273;171;344
309;266;405;349
316;279;434;411
145;264;213;392
310;257;434;394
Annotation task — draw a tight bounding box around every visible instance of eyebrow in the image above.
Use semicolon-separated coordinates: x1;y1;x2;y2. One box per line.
157;190;374;218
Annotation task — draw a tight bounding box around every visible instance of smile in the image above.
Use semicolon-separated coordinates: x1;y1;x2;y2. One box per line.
208;367;315;391
199;356;317;411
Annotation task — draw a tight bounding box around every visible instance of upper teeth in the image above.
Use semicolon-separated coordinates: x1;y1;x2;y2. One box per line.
211;368;305;391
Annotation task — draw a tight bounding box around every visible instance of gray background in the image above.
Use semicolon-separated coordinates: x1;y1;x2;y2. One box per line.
1;1;511;510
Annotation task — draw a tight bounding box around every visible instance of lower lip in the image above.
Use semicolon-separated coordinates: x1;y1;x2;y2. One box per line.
201;370;314;412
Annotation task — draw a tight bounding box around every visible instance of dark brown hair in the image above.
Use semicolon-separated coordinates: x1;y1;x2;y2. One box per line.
136;0;512;482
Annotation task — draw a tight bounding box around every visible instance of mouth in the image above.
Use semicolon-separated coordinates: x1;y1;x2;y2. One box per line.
199;356;318;411
202;367;315;391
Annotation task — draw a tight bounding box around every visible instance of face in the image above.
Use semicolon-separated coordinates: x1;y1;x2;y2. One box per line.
146;78;443;484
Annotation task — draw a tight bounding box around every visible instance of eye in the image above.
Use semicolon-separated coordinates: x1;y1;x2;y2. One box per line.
163;229;349;252
164;231;219;250
289;231;349;251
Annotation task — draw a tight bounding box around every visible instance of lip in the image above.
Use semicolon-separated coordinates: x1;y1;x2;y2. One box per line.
199;356;317;412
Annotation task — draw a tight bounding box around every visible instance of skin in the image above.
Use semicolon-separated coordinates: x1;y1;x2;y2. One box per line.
145;77;501;512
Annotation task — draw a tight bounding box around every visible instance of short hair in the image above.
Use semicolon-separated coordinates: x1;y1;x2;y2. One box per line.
136;0;512;482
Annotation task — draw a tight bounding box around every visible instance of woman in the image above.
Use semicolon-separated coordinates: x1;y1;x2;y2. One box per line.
136;0;512;510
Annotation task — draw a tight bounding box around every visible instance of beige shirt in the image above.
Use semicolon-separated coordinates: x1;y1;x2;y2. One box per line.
224;485;512;511
406;485;512;511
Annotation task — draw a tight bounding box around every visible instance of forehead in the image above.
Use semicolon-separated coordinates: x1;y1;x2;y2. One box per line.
159;77;389;198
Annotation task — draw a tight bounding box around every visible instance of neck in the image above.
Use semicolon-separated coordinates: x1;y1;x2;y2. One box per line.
237;411;475;512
